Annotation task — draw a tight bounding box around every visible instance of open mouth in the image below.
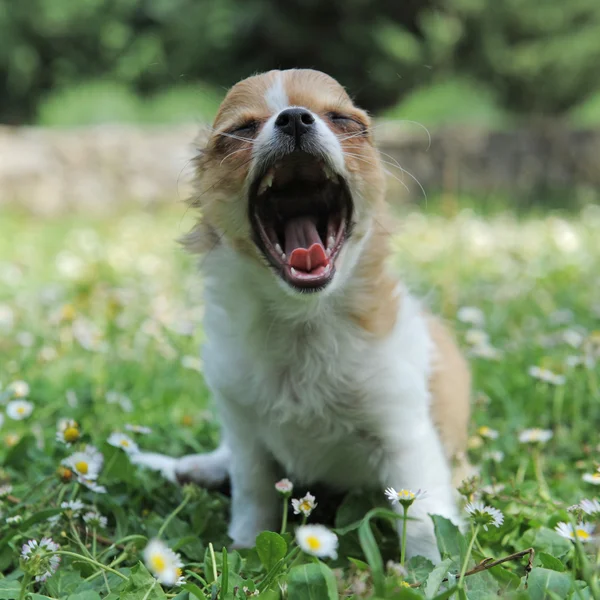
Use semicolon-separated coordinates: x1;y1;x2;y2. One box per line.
249;152;353;291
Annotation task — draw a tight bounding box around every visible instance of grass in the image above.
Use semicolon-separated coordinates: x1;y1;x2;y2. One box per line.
0;200;599;599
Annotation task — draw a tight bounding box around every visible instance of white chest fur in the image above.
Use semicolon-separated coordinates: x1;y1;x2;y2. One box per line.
201;247;435;491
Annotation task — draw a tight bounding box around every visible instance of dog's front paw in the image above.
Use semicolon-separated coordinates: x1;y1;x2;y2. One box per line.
130;452;179;483
174;453;229;488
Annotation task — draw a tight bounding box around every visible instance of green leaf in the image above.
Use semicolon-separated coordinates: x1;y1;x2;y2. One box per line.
424;557;454;597
0;580;20;600
521;528;572;560
527;568;573;600
66;592;102;600
431;515;462;559
120;562;167;600
537;551;566;572
406;555;435;584
181;583;205;599
221;547;229;596
255;531;287;572
287;563;339;600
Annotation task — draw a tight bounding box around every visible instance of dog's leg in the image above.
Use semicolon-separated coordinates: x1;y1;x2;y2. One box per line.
131;443;230;487
226;434;279;548
378;409;459;563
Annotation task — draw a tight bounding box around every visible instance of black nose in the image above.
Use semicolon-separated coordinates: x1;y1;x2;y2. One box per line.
274;108;315;139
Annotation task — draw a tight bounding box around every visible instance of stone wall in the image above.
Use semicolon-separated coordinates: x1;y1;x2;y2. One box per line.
1;123;598;214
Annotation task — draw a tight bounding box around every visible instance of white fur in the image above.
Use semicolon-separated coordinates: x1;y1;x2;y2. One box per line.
135;92;459;561
264;75;289;113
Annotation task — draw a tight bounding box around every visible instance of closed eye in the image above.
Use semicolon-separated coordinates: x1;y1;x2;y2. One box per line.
227;120;259;137
327;112;367;131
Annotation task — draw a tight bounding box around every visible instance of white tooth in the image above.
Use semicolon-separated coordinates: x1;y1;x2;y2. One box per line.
326;248;331;257
282;253;287;261
324;264;332;274
328;235;335;248
275;243;283;255
291;267;298;276
258;172;274;196
323;165;335;180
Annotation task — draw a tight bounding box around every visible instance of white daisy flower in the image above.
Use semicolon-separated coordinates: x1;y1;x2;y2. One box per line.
518;428;553;444
8;380;30;398
384;487;426;509
292;492;317;516
477;426;499;440
81;479;107;494
275;478;294;495
457;307;485;327
296;524;338;559
480;483;506;496
555;522;595;543
125;424;152;435
106;391;133;413
83;511;108;528
469;343;502;360
528;366;565;386
7;515;22;525
143;539;184;586
0;484;13;498
21;537;61;582
107;432;139;455
464;501;504;530
61;500;85;515
583;471;600;485
62;445;104;481
483;450;505;463
580;499;600;517
6;400;34;420
465;329;489;346
55;419;81;445
181;356;203;372
0;413;4;429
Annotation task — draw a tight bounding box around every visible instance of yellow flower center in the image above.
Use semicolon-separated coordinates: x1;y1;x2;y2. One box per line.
592;474;600;480
17;406;25;415
300;501;312;512
398;490;415;500
150;554;166;573
305;535;321;551
576;529;590;540
120;440;129;447
64;427;80;443
75;461;89;475
478;426;490;436
176;568;183;578
401;581;410;588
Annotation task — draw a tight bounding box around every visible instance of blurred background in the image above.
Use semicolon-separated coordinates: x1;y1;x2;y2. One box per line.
1;0;599;213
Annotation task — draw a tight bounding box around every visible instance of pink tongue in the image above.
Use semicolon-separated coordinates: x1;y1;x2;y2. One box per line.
284;217;329;273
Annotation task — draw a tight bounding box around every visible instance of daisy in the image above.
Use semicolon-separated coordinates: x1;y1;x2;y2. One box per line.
83;511;108;528
518;428;553;444
480;483;506;496
7;515;22;525
292;492;317;517
555;522;595;543
477;426;499;440
583;471;600;485
56;419;81;445
62;445;103;481
295;524;338;559
275;478;294;495
0;484;12;498
79;478;107;494
483;450;505;463
580;499;600;517
457;307;485;327
384;488;426;509
143;539;184;586
107;432;139;455
528;366;565;386
465;329;489;347
6;399;34;420
464;501;504;530
8;380;30;398
21;538;61;582
61;500;85;515
125;424;152;435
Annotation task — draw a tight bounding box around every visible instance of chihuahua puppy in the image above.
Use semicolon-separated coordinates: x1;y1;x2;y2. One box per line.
134;69;470;562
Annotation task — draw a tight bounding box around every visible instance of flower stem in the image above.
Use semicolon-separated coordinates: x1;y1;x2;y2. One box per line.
400;506;409;568
157;489;193;539
280;497;289;535
532;447;551;502
18;574;32;600
53;551;128;580
458;524;480;591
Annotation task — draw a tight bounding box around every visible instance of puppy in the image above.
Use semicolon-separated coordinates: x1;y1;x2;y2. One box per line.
134;69;470;562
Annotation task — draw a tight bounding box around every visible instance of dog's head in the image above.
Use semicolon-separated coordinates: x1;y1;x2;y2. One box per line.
187;69;386;295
